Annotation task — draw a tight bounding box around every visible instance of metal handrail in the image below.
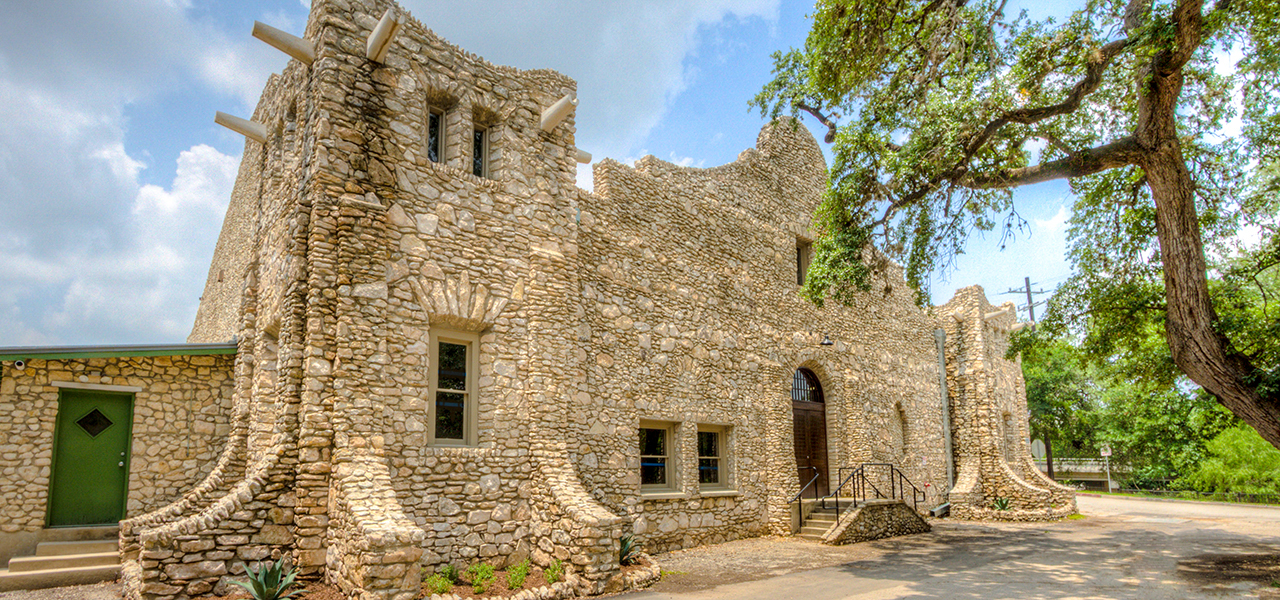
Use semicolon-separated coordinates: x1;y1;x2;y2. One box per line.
830;465;864;515
824;463;927;517
789;466;821;505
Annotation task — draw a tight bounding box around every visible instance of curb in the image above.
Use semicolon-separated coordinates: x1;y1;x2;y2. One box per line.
1077;492;1280;510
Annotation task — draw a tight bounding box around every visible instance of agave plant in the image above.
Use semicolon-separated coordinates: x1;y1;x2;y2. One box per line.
992;497;1012;511
231;558;306;600
619;533;643;566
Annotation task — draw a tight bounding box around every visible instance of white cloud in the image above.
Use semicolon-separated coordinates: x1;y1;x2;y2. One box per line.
398;0;779;158
0;144;237;344
1035;205;1070;234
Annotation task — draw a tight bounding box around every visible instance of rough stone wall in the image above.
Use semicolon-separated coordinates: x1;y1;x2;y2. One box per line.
0;354;234;564
579;121;951;554
819;499;931;545
937;286;1076;520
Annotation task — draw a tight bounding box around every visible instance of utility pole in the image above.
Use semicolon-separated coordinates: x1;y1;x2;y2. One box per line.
1003;276;1048;324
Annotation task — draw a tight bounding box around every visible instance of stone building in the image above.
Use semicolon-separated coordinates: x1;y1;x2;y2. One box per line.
0;0;1074;597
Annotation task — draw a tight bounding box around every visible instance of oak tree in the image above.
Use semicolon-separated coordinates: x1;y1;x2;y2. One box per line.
754;0;1280;447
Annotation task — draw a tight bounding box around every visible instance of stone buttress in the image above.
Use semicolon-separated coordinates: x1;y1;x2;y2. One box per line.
937;286;1077;520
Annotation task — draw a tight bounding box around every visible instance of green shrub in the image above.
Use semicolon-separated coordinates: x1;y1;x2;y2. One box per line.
466;563;495;594
506;558;531;589
1184;425;1280;494
544;558;565;584
230;558;306;600
423;574;453;595
438;563;460;584
992;496;1011;511
619;534;642;566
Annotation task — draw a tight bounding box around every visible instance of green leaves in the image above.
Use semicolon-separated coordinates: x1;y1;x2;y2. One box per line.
1184;425;1280;494
230;558;305;600
753;0;1274;309
619;534;642;567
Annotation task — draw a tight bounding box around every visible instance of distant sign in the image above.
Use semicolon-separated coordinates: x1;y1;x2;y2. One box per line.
1100;444;1112;457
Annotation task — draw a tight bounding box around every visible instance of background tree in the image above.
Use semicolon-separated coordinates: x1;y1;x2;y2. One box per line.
754;0;1280;446
1022;339;1098;476
1185;424;1280;494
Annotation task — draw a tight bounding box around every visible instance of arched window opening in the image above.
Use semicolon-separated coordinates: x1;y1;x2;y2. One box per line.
893;402;909;462
791;368;823;403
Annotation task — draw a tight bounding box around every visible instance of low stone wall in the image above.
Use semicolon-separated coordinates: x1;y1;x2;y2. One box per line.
820;500;931;545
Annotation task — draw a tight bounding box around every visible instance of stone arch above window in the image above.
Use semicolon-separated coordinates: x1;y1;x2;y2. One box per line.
791;367;823;403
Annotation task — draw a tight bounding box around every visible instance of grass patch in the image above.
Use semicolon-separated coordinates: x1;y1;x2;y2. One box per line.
1066;513;1087;520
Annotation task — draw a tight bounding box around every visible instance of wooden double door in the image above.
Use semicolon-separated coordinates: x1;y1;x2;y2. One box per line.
792;399;829;497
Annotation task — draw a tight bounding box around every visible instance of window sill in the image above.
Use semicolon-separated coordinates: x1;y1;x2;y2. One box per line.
698;489;741;498
640;491;687;500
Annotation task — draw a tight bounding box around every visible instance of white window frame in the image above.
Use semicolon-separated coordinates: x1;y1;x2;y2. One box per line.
428;329;479;446
425;107;446;164
697;424;731;491
639;420;678;494
472;126;489;178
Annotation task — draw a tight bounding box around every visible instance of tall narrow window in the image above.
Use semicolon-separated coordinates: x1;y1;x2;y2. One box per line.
426;108;444;163
472;128;488;177
640;421;675;492
429;330;478;445
796;240;812;286
698;426;729;488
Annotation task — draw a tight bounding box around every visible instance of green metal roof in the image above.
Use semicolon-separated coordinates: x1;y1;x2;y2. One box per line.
0;343;237;361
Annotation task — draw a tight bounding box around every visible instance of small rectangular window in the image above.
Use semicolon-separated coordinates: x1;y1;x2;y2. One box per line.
472;128;488;178
697;425;731;490
426;109;444;163
429;330;478;445
640;420;676;492
698;430;720;485
797;240;812;286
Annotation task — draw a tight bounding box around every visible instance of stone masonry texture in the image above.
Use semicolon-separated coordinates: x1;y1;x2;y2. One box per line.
0;0;1074;597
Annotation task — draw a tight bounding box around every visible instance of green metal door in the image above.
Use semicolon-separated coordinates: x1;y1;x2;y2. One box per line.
48;389;132;526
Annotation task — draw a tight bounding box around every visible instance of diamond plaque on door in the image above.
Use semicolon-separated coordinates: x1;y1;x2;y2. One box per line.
76;408;113;438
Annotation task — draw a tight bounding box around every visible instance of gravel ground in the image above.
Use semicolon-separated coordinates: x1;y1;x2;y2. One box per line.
0;581;121;600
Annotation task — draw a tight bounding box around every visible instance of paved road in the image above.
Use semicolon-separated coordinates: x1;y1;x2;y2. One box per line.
625;495;1280;599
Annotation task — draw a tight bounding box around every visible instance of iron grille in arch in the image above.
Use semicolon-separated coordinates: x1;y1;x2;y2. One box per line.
791;368;824;403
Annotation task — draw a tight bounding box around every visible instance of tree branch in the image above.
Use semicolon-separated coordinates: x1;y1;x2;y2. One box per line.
796;102;840;143
962;137;1144;188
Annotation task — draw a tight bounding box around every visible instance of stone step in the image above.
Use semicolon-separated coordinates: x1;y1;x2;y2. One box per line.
36;540;117;557
799;525;830;537
0;564;120;592
806;512;839;522
797;532;825;541
38;526;118;543
8;552;118;573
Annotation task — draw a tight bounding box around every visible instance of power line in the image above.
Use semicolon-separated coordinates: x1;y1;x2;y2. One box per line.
1003;276;1049;323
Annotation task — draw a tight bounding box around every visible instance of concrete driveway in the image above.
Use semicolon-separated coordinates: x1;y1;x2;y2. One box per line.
624;495;1280;599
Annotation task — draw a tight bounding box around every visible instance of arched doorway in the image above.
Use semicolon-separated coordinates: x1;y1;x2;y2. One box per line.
792;368;828;496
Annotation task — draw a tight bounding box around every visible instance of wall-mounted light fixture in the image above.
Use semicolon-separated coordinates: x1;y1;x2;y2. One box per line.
820;334;834;346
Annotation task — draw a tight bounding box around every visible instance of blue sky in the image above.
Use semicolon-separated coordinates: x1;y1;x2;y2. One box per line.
0;0;1079;346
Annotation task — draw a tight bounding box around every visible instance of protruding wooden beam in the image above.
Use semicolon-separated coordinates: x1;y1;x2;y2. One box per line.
575;148;592;164
984;307;1012;322
215;112;267;143
950;310;967;323
252;21;315;65
541;94;577;132
366;9;402;62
